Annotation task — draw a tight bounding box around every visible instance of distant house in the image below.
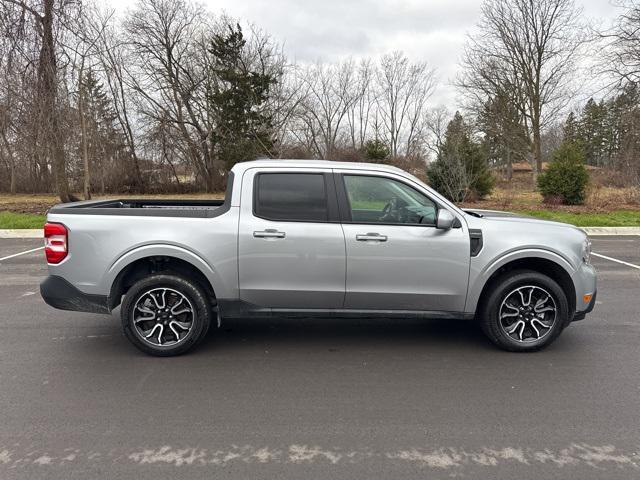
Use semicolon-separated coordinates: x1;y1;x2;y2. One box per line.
511;161;548;172
511;161;600;173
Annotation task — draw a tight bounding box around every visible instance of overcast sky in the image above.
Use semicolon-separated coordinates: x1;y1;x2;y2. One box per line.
112;0;622;107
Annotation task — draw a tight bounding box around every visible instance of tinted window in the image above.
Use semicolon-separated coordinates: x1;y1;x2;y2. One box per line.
343;175;437;225
255;173;328;222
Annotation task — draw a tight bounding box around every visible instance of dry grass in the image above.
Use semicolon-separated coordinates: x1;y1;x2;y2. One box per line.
2;187;640;228
466;174;640;213
460;180;640;226
1;176;639;217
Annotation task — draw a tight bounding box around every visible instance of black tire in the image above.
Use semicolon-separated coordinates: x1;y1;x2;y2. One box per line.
479;270;570;352
121;273;211;356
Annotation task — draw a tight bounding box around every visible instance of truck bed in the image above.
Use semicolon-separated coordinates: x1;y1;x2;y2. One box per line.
48;198;228;218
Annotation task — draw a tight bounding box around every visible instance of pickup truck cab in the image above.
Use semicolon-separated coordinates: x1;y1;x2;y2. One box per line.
41;160;597;356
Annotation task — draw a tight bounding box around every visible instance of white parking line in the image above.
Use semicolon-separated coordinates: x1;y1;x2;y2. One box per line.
592;252;640;270
0;246;44;262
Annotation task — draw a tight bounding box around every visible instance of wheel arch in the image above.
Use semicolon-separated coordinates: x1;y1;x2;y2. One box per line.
468;251;577;317
105;245;219;310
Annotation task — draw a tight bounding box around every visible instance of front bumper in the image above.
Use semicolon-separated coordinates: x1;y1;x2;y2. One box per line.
573;290;596;321
571;261;597;321
40;275;110;314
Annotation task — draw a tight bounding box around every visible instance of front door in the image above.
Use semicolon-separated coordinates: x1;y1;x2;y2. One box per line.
338;172;470;312
238;168;345;309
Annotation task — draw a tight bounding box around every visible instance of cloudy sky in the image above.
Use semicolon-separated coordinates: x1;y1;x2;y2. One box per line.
112;0;623;107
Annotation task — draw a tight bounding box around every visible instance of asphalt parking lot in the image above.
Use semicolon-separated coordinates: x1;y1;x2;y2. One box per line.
0;236;638;479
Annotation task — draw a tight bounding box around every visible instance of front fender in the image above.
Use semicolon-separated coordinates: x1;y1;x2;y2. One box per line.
100;243;226;301
465;248;576;314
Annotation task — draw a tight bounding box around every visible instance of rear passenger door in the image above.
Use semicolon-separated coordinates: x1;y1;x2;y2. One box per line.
238;168;346;309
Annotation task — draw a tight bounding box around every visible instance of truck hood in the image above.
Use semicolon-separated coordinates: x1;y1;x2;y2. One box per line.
462;208;588;270
463;208;578;230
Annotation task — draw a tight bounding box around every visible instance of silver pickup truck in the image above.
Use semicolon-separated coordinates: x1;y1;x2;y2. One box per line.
40;160;597;356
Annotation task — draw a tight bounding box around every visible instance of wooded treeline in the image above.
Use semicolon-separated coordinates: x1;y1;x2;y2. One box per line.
0;0;639;200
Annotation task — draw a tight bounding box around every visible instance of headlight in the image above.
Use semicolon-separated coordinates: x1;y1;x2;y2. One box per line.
582;238;591;264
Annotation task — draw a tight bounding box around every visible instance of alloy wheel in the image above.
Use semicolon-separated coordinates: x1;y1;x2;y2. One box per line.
132;287;195;347
498;285;557;343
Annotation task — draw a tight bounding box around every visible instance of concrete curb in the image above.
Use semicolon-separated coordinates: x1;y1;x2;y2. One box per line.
581;227;640;236
0;229;42;239
0;227;639;238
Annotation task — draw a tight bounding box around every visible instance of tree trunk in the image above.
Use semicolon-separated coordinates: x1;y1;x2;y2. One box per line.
122;114;144;191
202;149;223;193
40;0;71;202
160;129;182;189
79;68;91;200
1;134;16;194
533;129;542;174
101;154;105;194
531;118;542;188
130;152;143;192
120;95;144;191
205;168;216;193
51;131;71;201
531;106;543;188
107;63;144;192
9;158;16;195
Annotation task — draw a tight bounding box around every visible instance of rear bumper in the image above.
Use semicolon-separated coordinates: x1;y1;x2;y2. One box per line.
40;275;110;314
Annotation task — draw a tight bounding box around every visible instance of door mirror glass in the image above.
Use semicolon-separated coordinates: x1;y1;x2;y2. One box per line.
436;209;455;230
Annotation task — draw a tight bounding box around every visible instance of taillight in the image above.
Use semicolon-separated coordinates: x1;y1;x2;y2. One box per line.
44;222;68;264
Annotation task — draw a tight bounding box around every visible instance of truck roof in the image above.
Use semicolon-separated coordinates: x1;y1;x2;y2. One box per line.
230;159;408;175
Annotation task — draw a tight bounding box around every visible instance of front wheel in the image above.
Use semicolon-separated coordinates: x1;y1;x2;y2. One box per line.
121;274;211;356
479;270;570;352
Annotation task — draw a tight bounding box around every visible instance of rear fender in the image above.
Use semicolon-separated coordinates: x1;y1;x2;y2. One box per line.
101;244;224;300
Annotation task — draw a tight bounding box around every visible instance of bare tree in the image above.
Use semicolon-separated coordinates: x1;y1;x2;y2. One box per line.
346;59;376;150
0;0;449;195
0;26;20;193
269;65;305;158
458;0;586;178
0;17;45;193
3;0;75;201
95;10;145;191
123;0;219;190
429;151;477;202
601;1;640;86
0;107;17;193
424;106;449;158
66;4;114;199
376;51;435;158
123;1;284;191
296;60;362;158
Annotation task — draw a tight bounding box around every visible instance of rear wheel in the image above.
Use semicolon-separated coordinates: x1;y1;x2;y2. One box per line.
479;270;569;352
121;274;211;356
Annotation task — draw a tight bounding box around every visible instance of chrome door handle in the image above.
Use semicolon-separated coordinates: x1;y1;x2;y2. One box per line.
254;229;286;239
356;233;387;242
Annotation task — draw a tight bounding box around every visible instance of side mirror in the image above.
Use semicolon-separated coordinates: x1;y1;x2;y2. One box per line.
436;209;455;230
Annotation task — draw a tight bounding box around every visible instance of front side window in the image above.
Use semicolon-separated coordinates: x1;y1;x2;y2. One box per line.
255;173;328;222
343;175;437;225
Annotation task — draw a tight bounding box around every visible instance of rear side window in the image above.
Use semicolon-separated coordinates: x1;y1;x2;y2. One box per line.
255;173;328;222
